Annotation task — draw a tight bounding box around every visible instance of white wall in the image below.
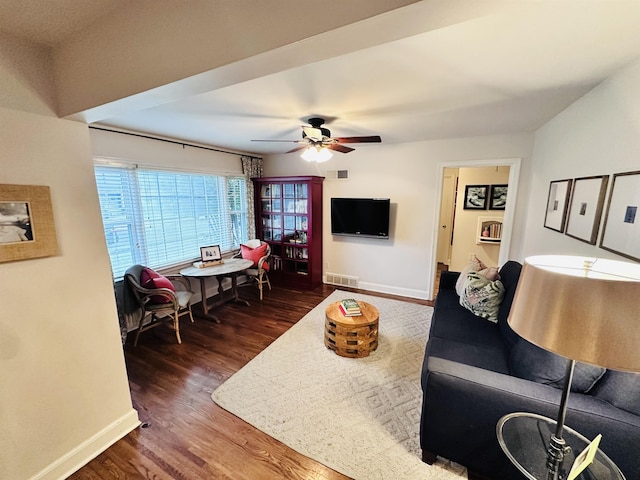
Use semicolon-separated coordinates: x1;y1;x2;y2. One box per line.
522;57;640;259
0;108;139;480
265;133;534;299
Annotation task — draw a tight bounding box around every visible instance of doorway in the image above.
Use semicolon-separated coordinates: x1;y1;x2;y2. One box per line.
429;158;521;299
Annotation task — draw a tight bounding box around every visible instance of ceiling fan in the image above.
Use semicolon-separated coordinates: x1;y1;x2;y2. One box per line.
252;117;381;159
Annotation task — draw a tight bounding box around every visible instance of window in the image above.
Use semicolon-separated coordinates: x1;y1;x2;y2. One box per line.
95;164;248;279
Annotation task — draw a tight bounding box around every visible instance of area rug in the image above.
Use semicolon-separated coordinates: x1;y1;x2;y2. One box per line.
212;290;467;479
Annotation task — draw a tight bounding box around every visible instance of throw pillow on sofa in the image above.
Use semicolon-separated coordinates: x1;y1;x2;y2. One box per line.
509;339;606;393
455;255;488;296
459;271;505;323
591;369;640;416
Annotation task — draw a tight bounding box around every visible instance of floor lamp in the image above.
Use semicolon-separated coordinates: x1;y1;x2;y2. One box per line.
506;255;640;480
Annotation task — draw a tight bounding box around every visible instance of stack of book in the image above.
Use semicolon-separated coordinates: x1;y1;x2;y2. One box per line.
339;298;362;317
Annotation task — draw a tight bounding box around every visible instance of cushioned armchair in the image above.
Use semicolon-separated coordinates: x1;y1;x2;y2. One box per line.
124;265;194;346
236;239;271;300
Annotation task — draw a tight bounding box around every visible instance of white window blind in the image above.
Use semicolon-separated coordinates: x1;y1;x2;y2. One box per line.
95;165;248;279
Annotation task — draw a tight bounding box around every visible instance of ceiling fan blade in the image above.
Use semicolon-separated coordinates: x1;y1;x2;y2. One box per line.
327;143;355;154
334;135;382;144
302;126;323;141
286;145;308;154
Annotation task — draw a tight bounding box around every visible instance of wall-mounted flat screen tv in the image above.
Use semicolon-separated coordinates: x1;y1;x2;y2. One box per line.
330;197;390;239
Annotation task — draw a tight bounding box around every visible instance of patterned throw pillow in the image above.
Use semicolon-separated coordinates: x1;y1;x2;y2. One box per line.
459;271;505;322
455;256;487;296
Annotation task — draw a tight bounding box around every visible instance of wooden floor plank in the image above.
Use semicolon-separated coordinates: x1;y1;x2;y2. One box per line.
69;283;434;480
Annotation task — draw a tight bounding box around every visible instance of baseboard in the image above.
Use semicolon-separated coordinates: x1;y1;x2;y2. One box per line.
31;408;140;480
357;281;432;301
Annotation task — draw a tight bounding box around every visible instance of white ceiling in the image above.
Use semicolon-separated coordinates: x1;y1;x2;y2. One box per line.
3;1;640;156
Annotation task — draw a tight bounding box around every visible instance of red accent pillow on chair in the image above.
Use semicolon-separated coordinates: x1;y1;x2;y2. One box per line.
140;267;176;303
240;243;269;271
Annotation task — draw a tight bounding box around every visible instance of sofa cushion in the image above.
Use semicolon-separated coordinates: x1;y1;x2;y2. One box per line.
430;305;506;353
591;369;640;416
496;261;523;349
459;272;505;323
509;339;605;393
427;337;510;374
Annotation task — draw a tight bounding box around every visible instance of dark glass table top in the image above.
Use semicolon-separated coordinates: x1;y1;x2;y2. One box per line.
497;413;625;480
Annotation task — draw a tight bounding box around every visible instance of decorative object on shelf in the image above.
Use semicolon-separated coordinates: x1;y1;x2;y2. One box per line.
600;170;640;262
544;178;573;233
504;255;640;480
565;175;609;245
0;184;58;263
199;244;223;267
489;184;508;210
463;184;489;210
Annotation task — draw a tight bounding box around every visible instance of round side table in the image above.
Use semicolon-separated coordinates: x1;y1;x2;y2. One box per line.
324;301;379;358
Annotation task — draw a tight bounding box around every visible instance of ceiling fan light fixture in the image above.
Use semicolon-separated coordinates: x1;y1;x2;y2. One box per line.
301;146;332;163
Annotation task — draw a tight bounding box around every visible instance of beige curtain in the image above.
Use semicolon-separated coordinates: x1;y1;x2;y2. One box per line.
241;156;264;239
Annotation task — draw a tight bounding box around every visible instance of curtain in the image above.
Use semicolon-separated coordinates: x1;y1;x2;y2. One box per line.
242;156;264;240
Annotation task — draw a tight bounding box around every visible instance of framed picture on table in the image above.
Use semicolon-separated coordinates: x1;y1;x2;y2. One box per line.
600;171;640;262
565;175;609;245
200;244;222;262
544;179;573;233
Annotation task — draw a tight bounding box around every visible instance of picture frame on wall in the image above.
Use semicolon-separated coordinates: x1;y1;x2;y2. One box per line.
489;184;508;210
544;179;573;233
565;175;609;245
600;171;640;262
463;185;489;210
0;184;58;263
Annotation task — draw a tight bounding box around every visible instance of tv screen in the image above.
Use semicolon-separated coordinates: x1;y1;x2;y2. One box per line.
331;198;390;239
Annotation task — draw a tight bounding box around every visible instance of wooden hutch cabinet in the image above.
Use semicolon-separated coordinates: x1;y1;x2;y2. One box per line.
253;176;323;290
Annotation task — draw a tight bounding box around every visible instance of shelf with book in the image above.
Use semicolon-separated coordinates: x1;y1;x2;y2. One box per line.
477;216;503;244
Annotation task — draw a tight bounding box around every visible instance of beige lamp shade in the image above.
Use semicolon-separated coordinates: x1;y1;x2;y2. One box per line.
508;255;640;372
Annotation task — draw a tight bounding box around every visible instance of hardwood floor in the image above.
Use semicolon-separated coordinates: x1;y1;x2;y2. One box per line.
69;284;433;480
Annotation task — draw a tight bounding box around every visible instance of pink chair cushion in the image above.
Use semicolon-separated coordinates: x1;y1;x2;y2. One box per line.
140;267;175;303
240;243;270;271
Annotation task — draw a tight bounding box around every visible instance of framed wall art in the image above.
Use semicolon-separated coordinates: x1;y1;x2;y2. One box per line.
600;171;640;262
489;184;508;210
463;185;489;210
544;179;573;233
0;184;58;263
565;175;609;245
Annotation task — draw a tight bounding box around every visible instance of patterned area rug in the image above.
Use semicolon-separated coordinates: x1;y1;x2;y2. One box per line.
212;290;467;479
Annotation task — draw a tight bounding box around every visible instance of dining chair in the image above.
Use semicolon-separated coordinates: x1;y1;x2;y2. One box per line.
236;239;272;300
124;265;194;346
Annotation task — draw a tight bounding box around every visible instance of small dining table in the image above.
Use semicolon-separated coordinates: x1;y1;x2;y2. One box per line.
180;258;253;323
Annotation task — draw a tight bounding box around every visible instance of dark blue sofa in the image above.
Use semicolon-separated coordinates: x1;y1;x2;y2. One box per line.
420;260;640;480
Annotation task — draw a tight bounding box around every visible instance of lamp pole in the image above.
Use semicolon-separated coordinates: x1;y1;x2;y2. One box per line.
546;359;576;480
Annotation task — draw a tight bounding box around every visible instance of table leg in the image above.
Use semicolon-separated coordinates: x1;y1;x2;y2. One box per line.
198;277;221;323
231;273;250;307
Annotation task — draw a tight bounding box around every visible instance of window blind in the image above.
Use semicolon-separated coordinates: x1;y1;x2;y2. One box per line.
95;165;248;279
